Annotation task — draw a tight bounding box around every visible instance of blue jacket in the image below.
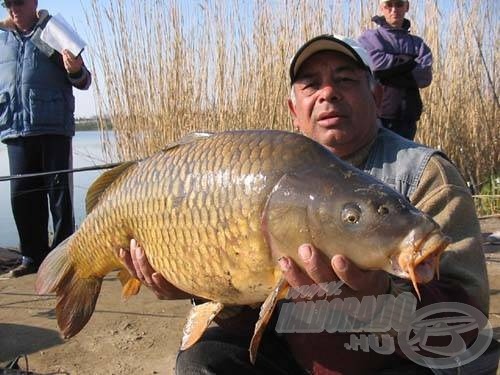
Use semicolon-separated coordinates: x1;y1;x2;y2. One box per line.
0;11;91;142
358;17;433;121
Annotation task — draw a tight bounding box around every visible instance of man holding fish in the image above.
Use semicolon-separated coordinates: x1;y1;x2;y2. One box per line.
120;35;490;373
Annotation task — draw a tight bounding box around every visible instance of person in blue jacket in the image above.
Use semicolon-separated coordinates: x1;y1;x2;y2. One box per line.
0;0;91;277
358;0;432;140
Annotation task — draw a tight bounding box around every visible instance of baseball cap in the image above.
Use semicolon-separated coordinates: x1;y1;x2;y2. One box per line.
289;34;374;83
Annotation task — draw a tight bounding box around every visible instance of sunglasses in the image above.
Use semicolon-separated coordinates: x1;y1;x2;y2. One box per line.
2;0;25;7
383;1;406;9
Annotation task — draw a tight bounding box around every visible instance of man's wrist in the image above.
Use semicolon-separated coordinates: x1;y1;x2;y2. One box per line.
68;68;84;79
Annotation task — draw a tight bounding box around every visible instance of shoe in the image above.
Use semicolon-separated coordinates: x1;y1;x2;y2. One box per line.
6;263;39;278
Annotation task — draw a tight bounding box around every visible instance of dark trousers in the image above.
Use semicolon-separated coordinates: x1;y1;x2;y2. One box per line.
175;327;499;374
380;118;417;141
175;327;306;375
6;135;74;266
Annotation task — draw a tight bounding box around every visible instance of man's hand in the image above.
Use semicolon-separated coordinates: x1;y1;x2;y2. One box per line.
394;54;415;65
279;244;390;300
62;49;83;74
119;239;192;300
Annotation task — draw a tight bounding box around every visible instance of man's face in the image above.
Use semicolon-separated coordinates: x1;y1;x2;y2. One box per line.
380;1;409;28
288;51;381;158
7;0;38;31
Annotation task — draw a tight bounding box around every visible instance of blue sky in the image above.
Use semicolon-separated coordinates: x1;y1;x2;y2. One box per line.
1;1;96;118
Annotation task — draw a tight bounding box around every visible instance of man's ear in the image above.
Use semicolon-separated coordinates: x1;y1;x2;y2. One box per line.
287;97;300;131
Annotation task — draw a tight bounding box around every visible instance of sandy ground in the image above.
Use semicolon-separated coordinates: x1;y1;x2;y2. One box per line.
0;216;499;375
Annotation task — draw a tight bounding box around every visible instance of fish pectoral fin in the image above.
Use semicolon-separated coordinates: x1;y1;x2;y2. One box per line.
180;300;224;351
118;270;142;300
249;275;289;364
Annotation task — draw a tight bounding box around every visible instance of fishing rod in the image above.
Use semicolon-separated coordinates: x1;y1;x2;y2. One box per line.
0;162;125;182
0;132;211;183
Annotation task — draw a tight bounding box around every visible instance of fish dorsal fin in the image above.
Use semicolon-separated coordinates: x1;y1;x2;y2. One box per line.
180;300;224;351
162;132;214;152
249;275;289;364
85;161;136;214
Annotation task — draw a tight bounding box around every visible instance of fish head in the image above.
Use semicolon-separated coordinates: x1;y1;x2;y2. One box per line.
264;162;450;296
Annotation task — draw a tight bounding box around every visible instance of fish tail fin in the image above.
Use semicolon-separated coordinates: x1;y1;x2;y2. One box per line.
35;236;73;295
118;269;142;300
35;235;103;339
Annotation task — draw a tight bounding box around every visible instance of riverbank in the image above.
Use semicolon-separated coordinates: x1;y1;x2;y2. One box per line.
75;119;112;132
0;216;499;374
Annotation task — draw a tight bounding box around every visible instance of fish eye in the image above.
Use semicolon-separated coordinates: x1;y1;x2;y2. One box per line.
342;203;361;224
377;205;389;215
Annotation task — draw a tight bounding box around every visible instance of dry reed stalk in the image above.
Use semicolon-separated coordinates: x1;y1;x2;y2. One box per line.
84;0;498;200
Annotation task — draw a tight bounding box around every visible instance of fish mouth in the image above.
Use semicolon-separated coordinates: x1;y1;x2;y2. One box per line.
390;229;451;300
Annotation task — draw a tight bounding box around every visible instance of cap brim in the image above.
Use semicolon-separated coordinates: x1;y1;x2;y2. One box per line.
289;35;371;83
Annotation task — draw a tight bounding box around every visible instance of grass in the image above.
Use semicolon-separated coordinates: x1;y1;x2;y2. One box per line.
84;0;498;214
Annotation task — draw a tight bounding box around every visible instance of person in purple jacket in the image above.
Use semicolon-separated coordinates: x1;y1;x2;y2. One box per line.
358;0;432;140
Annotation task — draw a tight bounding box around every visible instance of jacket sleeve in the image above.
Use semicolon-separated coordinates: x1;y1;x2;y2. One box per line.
411;36;433;88
68;65;92;90
358;30;397;71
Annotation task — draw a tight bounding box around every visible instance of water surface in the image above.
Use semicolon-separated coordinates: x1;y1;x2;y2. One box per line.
0;131;116;248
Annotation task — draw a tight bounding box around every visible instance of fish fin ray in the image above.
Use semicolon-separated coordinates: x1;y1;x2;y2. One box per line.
162;132;214;152
86;161;136;214
180;301;224;351
118;270;142;299
249;275;288;364
35;236;73;295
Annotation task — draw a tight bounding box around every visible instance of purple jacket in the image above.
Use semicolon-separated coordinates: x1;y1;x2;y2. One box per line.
358;16;433;121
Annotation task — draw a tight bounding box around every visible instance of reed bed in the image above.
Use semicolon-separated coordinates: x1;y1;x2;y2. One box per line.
85;0;498;212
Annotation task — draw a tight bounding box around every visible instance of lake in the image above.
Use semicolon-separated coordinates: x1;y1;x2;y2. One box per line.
0;131;116;248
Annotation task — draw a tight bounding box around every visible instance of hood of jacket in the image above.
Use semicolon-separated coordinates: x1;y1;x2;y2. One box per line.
371;15;411;31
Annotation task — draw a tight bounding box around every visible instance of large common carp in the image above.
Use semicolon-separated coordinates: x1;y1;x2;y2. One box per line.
35;130;449;361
